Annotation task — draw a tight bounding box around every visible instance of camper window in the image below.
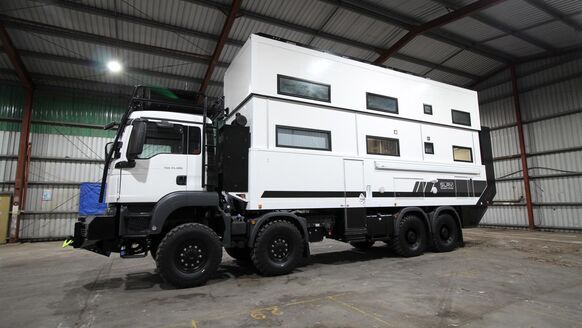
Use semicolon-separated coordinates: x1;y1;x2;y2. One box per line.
424;104;433;115
276;125;331;151
277;75;330;102
138;122;184;159
366;93;398;114
366;136;400;156
453;146;473;162
452;109;471;126
424;142;434;154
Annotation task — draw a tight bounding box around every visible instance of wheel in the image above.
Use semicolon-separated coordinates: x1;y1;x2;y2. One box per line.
225;247;252;262
350;240;375;250
155;223;223;288
252;220;304;276
432;214;460;252
390;215;427;257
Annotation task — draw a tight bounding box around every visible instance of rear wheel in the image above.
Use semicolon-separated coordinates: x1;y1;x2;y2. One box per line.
432;214;460;252
390;215;427;257
156;223;222;288
225;247;252;263
350;240;375;250
252;220;304;276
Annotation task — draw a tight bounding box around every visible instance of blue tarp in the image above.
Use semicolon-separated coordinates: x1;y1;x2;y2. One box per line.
79;182;106;216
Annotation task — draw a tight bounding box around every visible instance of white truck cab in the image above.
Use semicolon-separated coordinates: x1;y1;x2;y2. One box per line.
107;111;206;204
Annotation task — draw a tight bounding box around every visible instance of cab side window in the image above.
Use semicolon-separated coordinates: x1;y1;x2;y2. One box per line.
138;123;184;159
188;126;201;155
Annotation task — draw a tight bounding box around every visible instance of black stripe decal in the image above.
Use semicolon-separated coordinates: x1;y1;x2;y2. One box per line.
261;191;363;198
262;180;488;199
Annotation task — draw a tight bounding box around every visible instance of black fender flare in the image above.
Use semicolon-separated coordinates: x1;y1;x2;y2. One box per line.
149;191;219;234
430;206;464;245
247;212;310;258
394;207;431;235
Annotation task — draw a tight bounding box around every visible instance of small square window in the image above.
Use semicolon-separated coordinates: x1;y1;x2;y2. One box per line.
424;142;434;154
423;104;433;115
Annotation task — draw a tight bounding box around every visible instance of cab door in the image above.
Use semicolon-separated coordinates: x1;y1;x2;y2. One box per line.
118;121;189;203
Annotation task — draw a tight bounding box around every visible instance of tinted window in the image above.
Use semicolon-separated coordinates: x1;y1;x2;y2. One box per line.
453;146;473;162
138;123;184;159
452;109;471;126
424;142;434;154
366;136;400;156
276;125;331;151
188;126;201;155
366;93;398;114
424;104;433;115
277;75;330;102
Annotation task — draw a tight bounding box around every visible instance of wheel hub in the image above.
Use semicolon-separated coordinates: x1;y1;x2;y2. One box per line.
269;237;290;262
440;226;450;240
406;230;417;244
176;241;207;273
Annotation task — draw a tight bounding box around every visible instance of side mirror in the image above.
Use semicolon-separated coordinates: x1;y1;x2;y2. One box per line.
126;120;147;160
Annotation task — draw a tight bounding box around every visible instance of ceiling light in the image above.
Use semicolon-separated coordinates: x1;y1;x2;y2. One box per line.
107;60;123;73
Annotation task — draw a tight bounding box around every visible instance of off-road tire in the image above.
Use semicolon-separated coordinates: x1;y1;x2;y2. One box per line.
432;214;460;252
390;215;427;257
156;223;222;288
251;220;304;276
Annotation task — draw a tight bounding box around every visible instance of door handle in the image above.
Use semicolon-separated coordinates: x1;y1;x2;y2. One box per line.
176;175;187;185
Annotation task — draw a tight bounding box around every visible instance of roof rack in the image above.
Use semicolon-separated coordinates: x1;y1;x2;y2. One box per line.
129;85;223;115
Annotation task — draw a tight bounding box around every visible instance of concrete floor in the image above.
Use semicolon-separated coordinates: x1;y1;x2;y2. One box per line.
1;228;582;328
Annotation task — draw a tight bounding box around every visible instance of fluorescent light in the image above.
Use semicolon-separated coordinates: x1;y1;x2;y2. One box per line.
106;60;123;73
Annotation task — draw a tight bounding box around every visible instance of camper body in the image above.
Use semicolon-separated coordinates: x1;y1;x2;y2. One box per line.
70;34;495;288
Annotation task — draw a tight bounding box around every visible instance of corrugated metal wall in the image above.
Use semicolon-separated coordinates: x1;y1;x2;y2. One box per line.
477;53;582;230
0;84;125;240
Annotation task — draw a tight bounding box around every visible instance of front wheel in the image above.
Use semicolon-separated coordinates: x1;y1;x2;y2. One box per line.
156;223;223;288
252;220;304;276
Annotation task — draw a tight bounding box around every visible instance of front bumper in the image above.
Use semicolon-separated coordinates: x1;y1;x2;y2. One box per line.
71;215;118;256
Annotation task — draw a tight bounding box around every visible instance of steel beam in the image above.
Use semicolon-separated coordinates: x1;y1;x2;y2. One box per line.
0;48;222;87
199;0;241;94
317;0;514;63
374;0;507;64
523;0;582;33
431;0;555;51
0;24;34;243
35;0;244;47
0;15;229;68
510;64;535;230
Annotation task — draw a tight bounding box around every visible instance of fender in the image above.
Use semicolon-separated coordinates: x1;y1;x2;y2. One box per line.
394;207;431;235
431;206;464;245
149;191;219;234
247;212;310;257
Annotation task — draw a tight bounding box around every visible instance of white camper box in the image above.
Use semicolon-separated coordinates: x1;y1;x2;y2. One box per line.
224;34;487;212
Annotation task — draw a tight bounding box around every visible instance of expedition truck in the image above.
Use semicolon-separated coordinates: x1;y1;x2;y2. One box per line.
68;34;495;288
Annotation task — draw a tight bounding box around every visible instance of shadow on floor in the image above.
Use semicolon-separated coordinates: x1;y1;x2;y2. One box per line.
83;244;416;291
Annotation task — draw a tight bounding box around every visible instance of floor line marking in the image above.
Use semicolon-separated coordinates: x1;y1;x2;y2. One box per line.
327;295;393;327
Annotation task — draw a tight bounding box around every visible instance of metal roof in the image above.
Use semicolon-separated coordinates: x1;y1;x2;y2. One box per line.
0;0;580;97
